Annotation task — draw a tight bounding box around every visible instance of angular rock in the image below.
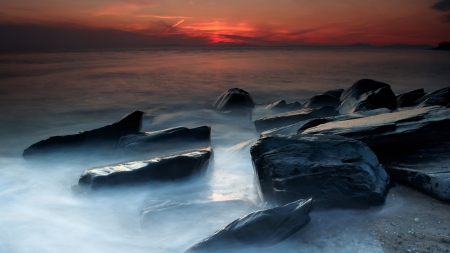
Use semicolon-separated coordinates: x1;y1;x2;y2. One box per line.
323;88;344;98
287;101;304;110
396;88;425;108
303;94;341;109
415;86;450;107
384;142;450;202
116;126;211;159
338;79;397;114
74;148;213;191
253;106;338;133
23;111;143;160
303;106;450;162
213;88;254;111
185;198;313;252
261;108;391;137
250;134;390;208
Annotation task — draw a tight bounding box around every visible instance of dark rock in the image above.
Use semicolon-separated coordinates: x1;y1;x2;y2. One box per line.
287;101;304;110
434;42;450;51
250;134;390;208
384;142;450;202
116;126;211;159
261;108;390;137
397;89;425;108
185;198;313;252
253;106;338;133
303;94;341;109
23;111;143;161
213;88;254;111
323;88;344;98
302;106;450;162
74;148;213;191
338;79;397;114
415;86;450;107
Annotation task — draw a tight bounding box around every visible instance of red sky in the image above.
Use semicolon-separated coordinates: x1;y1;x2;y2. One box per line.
1;0;449;46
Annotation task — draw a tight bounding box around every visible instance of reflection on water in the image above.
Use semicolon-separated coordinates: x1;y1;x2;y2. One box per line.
0;47;449;252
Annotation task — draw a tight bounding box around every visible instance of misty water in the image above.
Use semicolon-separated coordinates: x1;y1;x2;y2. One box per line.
1;47;450;253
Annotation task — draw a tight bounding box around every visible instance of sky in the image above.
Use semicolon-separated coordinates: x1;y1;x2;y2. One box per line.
0;0;450;48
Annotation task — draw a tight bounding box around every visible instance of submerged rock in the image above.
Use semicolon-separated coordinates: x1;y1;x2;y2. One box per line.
323;88;344;98
213;88;254;111
302;106;450;162
384;142;450;202
415;86;450;108
396;88;425;108
253;106;338;133
338;79;397;114
303;94;341;109
23;111;143;160
74;148;213;191
261;108;390;137
141;199;258;232
185;198;313;253
116;126;211;159
250;134;390;208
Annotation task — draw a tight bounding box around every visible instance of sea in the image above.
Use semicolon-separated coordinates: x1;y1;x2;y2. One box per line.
0;47;449;253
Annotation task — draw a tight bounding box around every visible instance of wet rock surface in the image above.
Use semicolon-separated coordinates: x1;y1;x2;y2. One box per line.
213;88;254;111
396;88;425;108
303;94;341;109
384;142;450;202
302;106;450;162
261;108;391;137
75;147;213;191
338;79;397;114
116;126;211;159
254;106;338;133
415;86;450;108
23;111;144;160
250;134;390;208
185;198;313;253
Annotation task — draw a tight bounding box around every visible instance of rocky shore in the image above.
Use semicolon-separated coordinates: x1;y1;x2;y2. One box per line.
22;79;450;252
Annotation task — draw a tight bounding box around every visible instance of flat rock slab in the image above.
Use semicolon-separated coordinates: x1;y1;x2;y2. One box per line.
384;142;450;202
185;198;313;253
302;106;450;162
261;108;391;137
250;134;390;208
116;126;211;159
253;106;338;133
75;147;213;191
23;111;143;160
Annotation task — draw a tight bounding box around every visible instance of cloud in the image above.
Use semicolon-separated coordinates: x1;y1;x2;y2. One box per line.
432;0;450;11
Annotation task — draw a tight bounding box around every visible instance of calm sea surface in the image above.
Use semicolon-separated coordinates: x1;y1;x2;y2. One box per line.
0;47;449;253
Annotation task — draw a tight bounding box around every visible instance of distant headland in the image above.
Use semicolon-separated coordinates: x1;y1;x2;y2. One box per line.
433;42;450;50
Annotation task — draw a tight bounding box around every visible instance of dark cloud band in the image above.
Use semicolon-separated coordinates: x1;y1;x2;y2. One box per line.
432;0;450;11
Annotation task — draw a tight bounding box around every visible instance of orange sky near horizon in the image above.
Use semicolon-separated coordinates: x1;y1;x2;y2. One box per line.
0;0;449;46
